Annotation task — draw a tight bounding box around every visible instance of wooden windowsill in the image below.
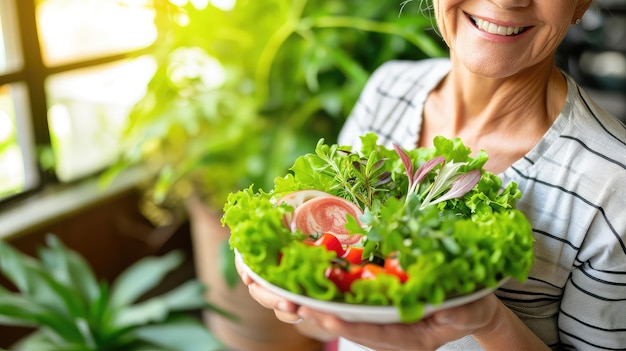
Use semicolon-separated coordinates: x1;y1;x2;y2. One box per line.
0;167;146;240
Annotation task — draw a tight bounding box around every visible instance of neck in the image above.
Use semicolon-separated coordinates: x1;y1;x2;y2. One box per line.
420;58;568;174
441;57;567;135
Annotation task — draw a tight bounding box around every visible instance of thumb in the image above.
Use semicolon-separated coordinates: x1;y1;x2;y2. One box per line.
432;293;498;333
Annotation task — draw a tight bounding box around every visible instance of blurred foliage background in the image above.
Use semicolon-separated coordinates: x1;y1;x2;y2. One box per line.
110;0;447;224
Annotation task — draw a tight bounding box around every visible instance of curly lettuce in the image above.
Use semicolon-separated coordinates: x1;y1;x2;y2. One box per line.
222;133;534;322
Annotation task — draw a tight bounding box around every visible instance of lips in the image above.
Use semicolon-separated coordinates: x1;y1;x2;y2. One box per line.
469;15;528;36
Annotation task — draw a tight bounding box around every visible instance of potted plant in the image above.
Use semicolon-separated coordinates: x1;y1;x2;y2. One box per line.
106;0;446;349
0;234;226;351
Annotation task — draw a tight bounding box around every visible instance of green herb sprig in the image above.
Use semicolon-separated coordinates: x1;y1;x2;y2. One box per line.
312;139;393;209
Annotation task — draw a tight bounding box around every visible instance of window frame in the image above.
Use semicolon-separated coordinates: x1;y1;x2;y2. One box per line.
0;0;156;206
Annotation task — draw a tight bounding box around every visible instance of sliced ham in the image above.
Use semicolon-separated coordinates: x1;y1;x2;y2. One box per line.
291;195;364;245
276;190;331;228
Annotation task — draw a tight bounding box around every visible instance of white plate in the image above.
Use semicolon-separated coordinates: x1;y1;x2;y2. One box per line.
236;251;508;324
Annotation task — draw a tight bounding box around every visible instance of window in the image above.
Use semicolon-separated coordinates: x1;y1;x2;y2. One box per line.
0;0;158;202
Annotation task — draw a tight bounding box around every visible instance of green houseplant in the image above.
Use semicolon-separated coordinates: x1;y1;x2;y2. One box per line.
0;234;225;351
111;0;446;221
107;0;447;349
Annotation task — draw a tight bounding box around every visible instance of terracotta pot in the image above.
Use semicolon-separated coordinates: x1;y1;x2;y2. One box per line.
186;195;324;351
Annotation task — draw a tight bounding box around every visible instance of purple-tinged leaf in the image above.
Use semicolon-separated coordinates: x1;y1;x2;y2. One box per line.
419;161;468;209
375;171;392;186
429;169;482;206
371;159;386;172
337;149;353;156
413;156;446;185
392;143;413;179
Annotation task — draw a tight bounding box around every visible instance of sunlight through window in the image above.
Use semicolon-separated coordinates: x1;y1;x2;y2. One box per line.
169;0;236;11
47;57;157;181
0;86;26;198
37;0;157;65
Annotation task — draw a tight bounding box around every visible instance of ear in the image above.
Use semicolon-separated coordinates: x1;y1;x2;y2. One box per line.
573;0;593;23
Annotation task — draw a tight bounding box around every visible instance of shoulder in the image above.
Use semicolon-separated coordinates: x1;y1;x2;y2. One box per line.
507;75;626;231
510;76;626;246
565;75;626;144
366;58;451;89
524;76;626;176
356;58;451;115
562;77;626;181
339;58;450;148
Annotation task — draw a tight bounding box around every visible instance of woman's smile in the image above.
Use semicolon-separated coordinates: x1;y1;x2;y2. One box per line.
467;14;529;36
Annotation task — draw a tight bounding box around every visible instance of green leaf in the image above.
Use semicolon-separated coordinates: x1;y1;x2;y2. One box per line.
11;328;88;351
28;270;87;321
0;292;48;327
132;315;224;351
0;292;86;344
113;281;208;328
1;236;223;349
325;46;369;86
12;331;63;351
112;298;168;328
0;240;86;322
0;241;40;294
109;250;184;310
157;281;209;311
40;235;101;306
219;241;238;289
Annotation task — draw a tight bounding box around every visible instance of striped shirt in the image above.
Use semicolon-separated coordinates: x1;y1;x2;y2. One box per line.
337;59;626;351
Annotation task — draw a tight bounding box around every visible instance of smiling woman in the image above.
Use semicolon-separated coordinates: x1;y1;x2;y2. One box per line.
237;0;626;350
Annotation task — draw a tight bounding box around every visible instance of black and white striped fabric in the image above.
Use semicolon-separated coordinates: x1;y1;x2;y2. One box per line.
337;59;626;351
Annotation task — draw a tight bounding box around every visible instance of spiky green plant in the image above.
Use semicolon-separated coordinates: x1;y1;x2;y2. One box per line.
0;235;227;351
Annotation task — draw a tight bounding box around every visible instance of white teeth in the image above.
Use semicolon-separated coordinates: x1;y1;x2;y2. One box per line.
472;16;523;36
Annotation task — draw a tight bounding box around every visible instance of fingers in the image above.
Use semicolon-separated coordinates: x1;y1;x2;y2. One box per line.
295;319;339;342
297;307;418;350
248;283;303;325
294;294;501;350
247;281;298;312
275;310;303;324
234;252;253;285
235;255;304;326
432;293;499;332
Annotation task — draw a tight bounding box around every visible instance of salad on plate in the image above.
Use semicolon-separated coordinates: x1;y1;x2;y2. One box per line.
222;133;534;323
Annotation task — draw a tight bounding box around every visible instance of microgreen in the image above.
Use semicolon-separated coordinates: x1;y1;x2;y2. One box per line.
392;143;481;209
313;138;394;209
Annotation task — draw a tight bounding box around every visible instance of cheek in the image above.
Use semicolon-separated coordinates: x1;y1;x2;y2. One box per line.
538;16;574;51
433;1;459;48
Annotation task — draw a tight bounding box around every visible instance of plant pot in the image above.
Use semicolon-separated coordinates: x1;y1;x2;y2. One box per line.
186;195;324;351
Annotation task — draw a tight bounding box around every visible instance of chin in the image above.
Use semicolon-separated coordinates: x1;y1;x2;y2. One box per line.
459;55;525;79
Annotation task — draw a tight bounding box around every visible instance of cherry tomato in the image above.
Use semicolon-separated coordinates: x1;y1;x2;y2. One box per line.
324;264;362;293
360;263;386;280
306;233;345;257
341;246;367;265
383;252;409;283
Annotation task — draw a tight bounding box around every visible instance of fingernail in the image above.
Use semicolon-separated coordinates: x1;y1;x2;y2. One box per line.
289;318;304;325
277;301;289;312
435;311;453;324
296;309;309;319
